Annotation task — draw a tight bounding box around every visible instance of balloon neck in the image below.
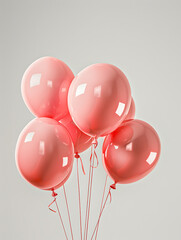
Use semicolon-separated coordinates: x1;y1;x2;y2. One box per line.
75;152;80;159
92;137;98;148
52;190;58;197
110;182;117;190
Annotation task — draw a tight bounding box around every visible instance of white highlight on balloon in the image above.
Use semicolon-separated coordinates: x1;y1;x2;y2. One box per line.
30;74;41;87
94;85;102;97
126;142;133;151
116;102;125;116
76;83;87;97
63;157;68;167
47;80;53;88
39;141;45;155
24;132;35;143
62;87;66;92
146;152;157;165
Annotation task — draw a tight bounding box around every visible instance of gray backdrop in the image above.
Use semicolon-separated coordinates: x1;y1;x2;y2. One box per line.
1;0;180;239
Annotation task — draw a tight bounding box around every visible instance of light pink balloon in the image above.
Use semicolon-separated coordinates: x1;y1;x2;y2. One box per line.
102;119;161;185
124;98;135;121
60;114;93;153
68;64;131;137
21;57;74;121
16;118;74;190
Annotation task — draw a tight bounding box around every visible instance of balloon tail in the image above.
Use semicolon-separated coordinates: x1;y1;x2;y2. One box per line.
84;138;98;240
110;182;117;190
48;198;57;213
63;185;74;240
94;175;108;240
90;187;112;240
48;191;68;240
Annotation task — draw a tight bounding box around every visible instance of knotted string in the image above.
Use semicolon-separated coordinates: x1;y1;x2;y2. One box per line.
63;185;74;240
90;186;112;240
75;153;85;240
48;190;68;240
84;138;98;240
75;153;85;175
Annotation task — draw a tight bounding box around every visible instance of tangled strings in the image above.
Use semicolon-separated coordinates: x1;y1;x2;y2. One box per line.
48;140;113;240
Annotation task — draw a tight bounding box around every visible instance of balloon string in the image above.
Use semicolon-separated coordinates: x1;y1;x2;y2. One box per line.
75;153;86;175
90;187;112;240
94;175;108;240
48;198;57;213
76;156;83;240
48;192;68;240
83;145;93;240
84;139;98;240
79;155;86;175
63;185;74;240
85;147;95;240
90;150;99;168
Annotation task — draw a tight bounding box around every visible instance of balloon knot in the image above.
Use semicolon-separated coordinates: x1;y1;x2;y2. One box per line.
52;190;58;197
75;153;80;159
110;183;117;190
76;154;86;175
92;137;98;148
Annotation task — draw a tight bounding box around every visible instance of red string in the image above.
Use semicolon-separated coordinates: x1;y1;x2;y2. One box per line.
84;139;98;240
85;149;95;240
75;153;85;175
48;198;57;213
90;187;112;240
76;156;83;240
63;185;74;240
84;145;93;240
48;192;68;240
90;150;99;168
94;175;108;240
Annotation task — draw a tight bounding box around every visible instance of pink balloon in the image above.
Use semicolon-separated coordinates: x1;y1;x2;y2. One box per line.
102;119;161;185
21;57;74;121
124;97;135;121
16;118;74;190
60;114;93;153
68;64;131;137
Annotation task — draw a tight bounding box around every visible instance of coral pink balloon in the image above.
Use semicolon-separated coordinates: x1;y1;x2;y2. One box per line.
102;119;161;185
68;64;131;137
124;97;135;121
60;114;93;153
21;57;74;121
16;118;74;190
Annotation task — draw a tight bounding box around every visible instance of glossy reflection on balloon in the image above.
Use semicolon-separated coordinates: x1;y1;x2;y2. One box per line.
60;114;93;153
68;63;131;137
102;119;161;184
21;57;74;121
16;118;74;190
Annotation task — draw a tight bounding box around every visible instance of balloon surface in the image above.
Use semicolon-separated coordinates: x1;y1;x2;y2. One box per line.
102;119;161;184
21;57;74;120
68;63;131;137
124;97;135;121
60;114;93;153
16;118;74;190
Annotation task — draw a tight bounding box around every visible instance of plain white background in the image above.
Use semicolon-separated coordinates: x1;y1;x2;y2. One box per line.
1;0;181;239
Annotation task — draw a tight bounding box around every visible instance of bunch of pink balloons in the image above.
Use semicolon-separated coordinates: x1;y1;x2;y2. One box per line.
16;56;161;192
